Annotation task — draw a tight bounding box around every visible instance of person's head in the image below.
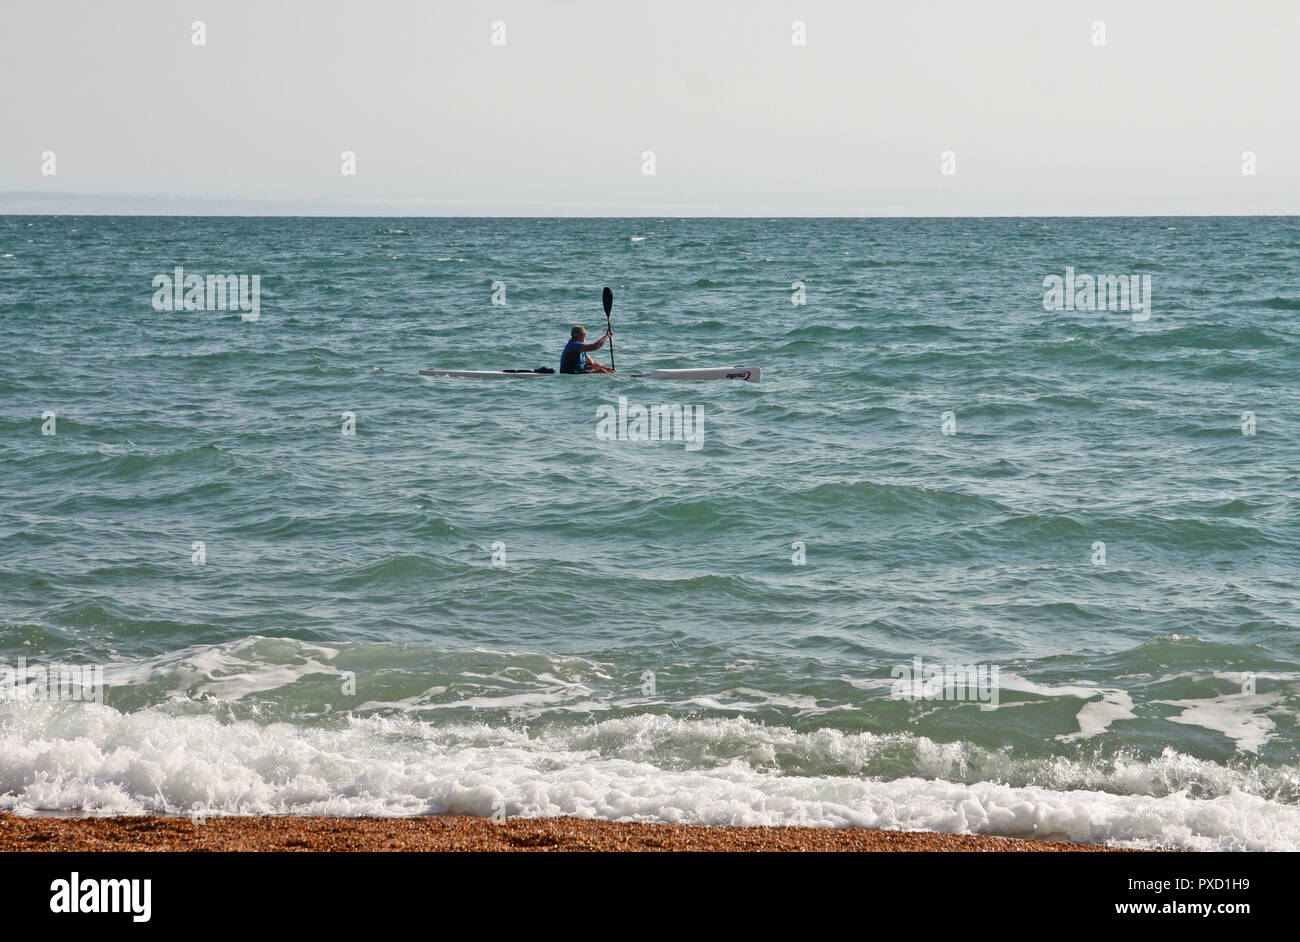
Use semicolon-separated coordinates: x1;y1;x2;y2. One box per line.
570;325;587;341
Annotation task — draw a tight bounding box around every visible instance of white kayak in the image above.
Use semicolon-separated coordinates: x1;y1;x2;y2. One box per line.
419;366;762;382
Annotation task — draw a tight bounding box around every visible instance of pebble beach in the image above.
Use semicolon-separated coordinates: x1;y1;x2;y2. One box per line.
0;814;1122;853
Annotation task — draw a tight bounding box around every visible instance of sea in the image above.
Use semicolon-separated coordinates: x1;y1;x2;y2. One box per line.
2;215;1298;850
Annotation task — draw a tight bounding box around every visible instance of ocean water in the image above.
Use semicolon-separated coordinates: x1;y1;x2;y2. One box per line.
2;215;1299;850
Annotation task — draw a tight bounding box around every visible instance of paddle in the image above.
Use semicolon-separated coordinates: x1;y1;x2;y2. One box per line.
602;286;615;371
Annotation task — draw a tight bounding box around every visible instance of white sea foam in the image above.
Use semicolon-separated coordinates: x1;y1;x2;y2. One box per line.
1;702;1296;851
102;638;343;701
1158;692;1282;754
1058;690;1137;741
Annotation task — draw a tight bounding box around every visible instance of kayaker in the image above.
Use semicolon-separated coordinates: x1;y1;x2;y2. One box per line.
559;325;615;374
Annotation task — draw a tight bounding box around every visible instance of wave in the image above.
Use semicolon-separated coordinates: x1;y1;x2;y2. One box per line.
0;705;1294;850
328;551;461;588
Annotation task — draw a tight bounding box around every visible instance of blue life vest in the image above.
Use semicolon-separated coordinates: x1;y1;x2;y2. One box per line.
560;339;589;374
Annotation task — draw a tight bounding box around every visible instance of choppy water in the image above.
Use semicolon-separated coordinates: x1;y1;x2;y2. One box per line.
2;216;1299;849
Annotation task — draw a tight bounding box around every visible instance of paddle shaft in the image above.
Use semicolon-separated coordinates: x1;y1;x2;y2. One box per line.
602;287;615;370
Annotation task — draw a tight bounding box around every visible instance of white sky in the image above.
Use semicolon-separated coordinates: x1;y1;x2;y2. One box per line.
2;0;1297;215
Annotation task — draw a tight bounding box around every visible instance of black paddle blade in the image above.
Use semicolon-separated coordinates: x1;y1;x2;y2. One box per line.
602;287;613;316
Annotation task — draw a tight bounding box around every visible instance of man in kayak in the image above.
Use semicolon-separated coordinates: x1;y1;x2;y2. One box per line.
560;325;615;374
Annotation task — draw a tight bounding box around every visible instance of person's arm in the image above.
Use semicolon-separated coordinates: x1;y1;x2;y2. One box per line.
582;330;611;352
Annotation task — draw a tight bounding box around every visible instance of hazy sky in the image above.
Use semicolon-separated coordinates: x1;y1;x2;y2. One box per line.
2;0;1297;215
